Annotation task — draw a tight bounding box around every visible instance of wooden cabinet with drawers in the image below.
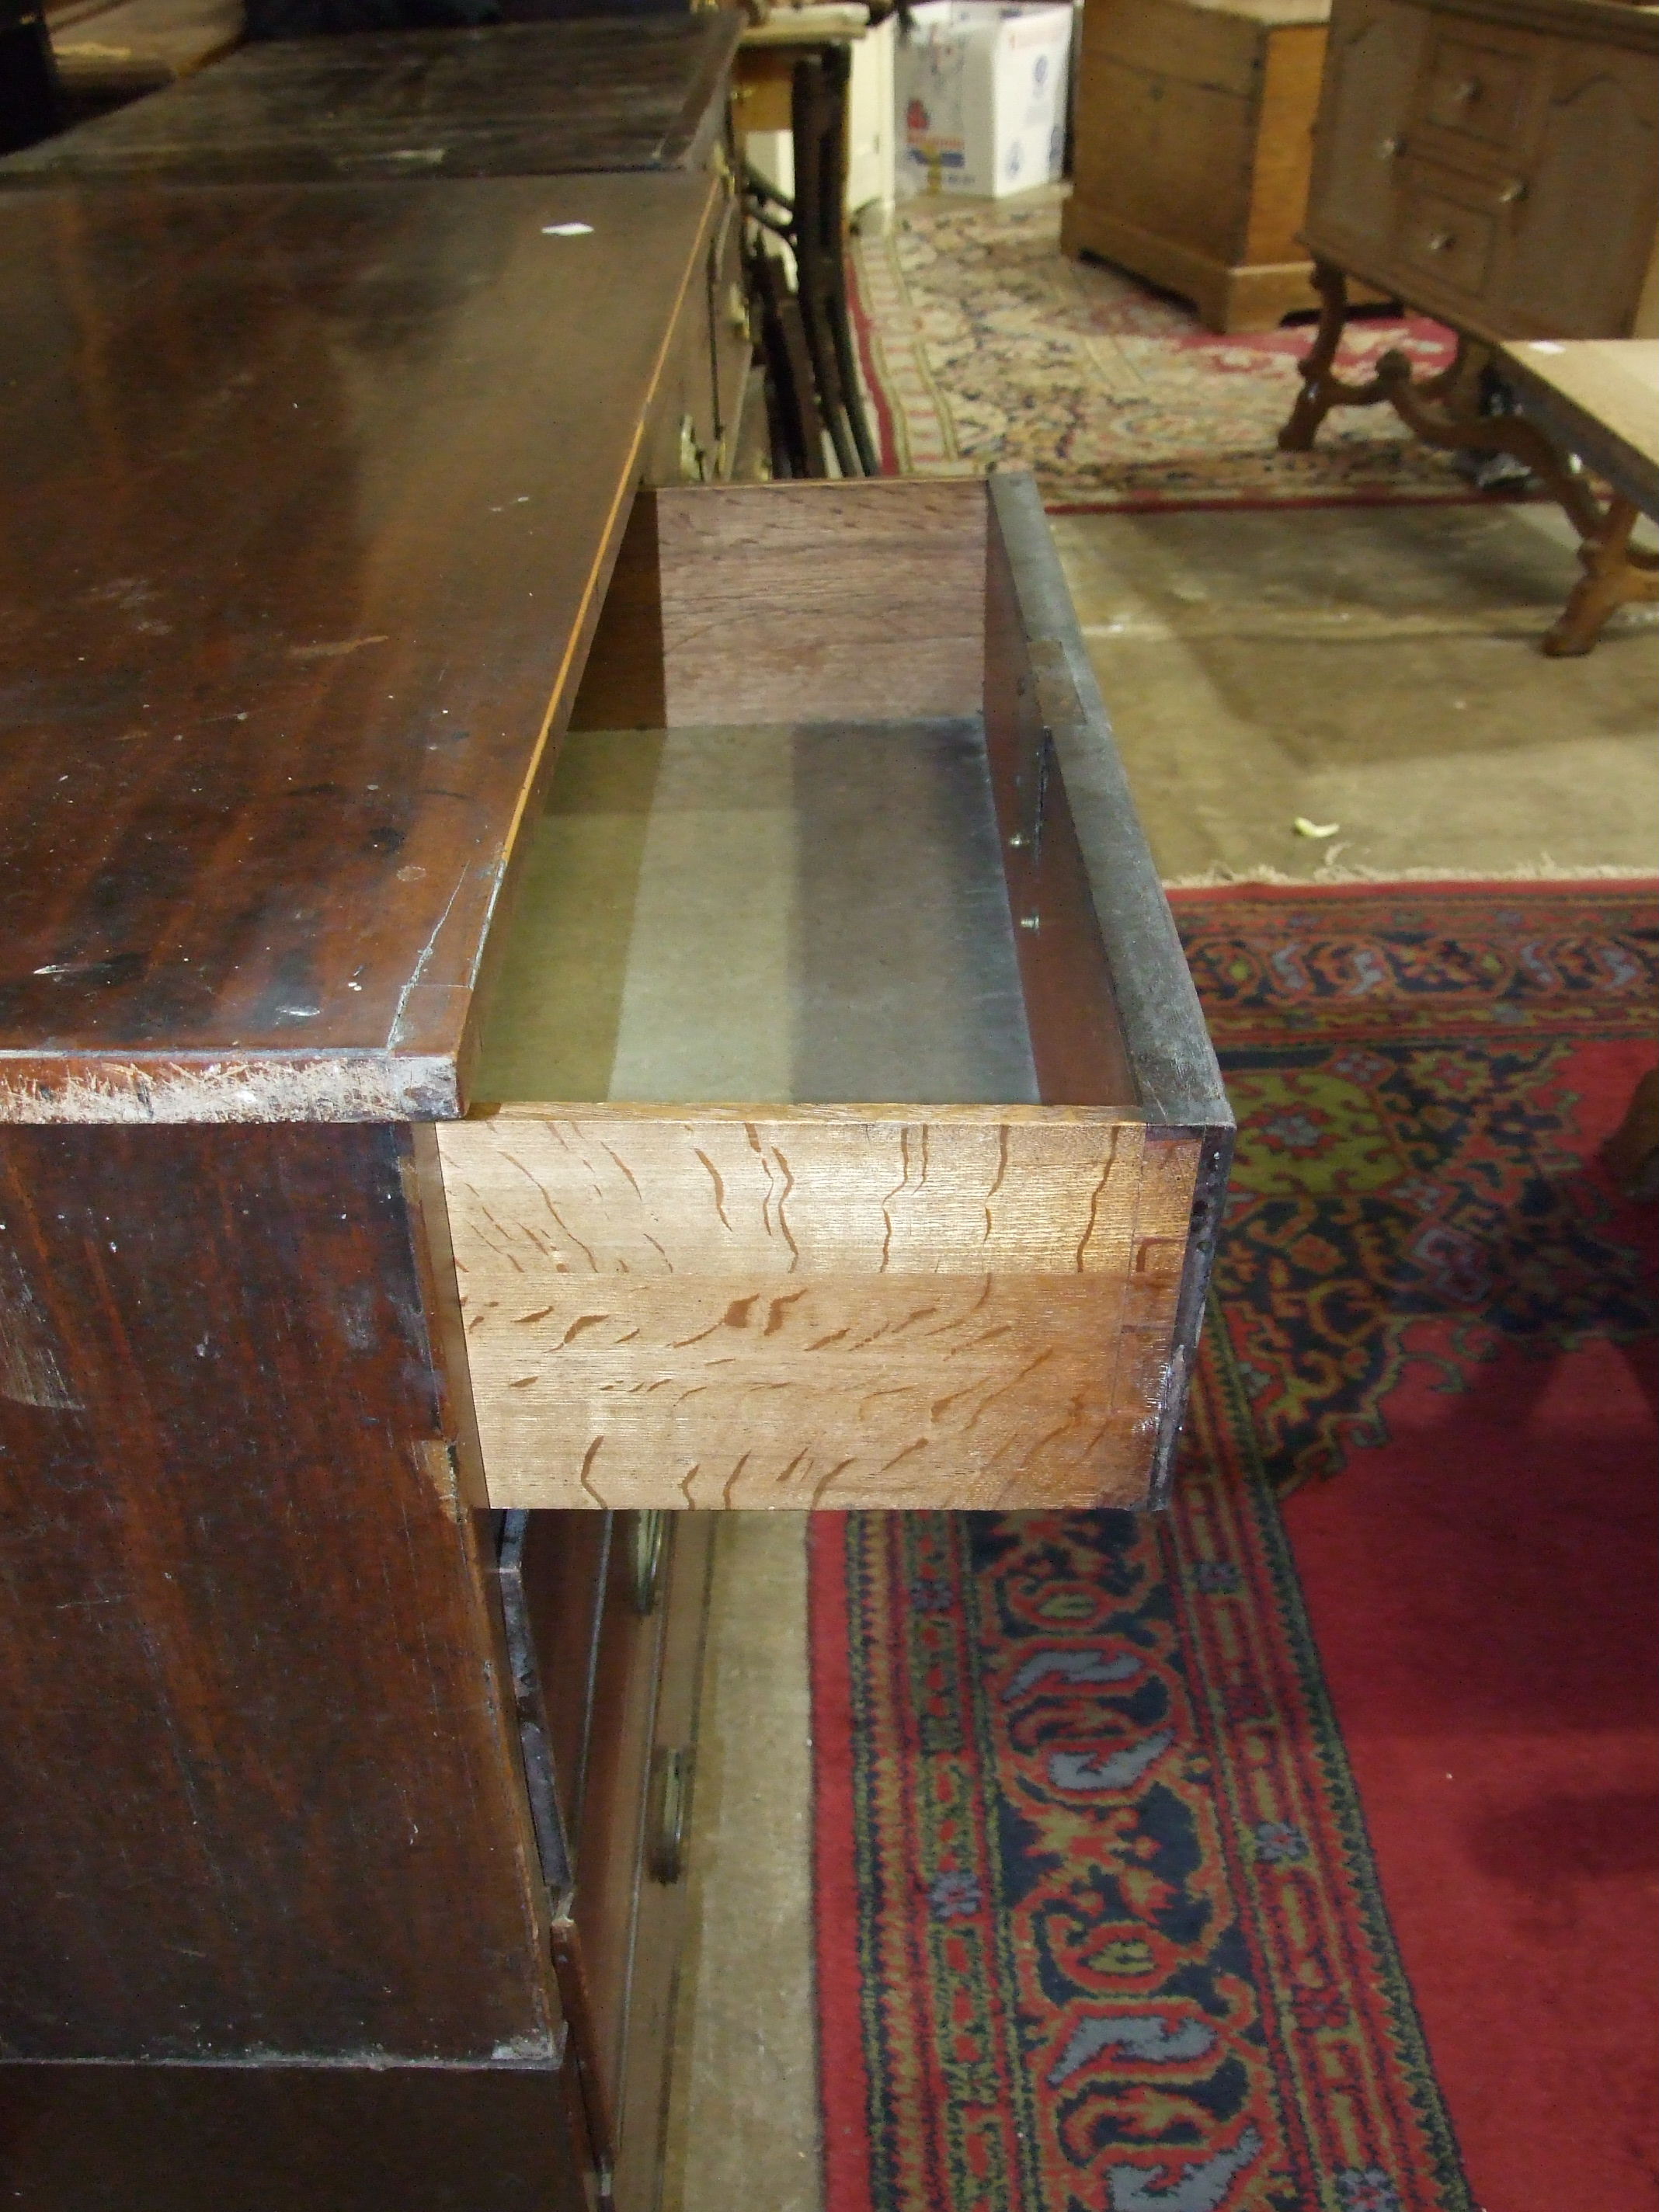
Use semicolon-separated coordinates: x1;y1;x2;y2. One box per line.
1303;0;1659;341
1283;0;1659;653
0;130;1227;2212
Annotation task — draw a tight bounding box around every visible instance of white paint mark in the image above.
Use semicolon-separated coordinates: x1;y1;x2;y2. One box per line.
0;1056;459;1124
388;868;473;1050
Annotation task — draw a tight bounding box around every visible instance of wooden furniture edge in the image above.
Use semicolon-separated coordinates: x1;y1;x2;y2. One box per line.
1414;0;1659;43
661;7;743;171
458;1100;1165;1125
1497;341;1659;519
1062;200;1321;330
986;473;1232;1137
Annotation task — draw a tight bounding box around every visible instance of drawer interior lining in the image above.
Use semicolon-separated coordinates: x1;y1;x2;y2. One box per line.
470;475;1155;1116
471;715;1041;1108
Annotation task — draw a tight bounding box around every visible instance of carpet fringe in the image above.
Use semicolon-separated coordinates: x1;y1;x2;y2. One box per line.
1162;860;1659;888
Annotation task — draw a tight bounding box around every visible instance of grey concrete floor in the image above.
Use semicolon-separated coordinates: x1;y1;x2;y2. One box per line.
1056;499;1658;882
657;496;1659;2212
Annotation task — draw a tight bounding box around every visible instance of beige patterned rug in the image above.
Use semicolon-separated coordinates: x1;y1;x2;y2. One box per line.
849;190;1481;510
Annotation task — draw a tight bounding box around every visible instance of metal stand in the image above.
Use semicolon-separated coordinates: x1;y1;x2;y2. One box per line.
743;45;880;478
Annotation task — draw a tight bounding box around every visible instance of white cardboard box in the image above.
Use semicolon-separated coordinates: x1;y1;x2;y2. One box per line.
896;2;1073;199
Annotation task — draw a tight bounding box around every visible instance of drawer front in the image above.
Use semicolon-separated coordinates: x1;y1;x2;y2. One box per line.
518;1513;709;2202
1419;33;1536;151
609;1515;715;2212
1394;172;1497;297
573;1511;669;2117
443;1111;1202;1513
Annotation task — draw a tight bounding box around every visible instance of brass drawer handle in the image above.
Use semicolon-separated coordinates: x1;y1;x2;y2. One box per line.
630;1511;668;1614
648;1747;690;1884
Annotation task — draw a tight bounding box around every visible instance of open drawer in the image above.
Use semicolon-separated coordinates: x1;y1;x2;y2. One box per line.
436;475;1231;1513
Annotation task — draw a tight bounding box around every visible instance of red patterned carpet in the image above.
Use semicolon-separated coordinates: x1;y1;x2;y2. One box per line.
811;884;1659;2212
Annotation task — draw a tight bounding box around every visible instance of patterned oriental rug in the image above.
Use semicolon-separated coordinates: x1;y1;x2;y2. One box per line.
848;193;1473;510
810;884;1659;2212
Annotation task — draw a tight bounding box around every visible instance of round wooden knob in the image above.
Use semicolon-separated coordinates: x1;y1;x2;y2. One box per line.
1428;229;1456;252
1379;133;1403;158
1453;75;1481;104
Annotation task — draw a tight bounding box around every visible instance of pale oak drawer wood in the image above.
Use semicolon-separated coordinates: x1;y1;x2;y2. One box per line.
438;475;1232;1517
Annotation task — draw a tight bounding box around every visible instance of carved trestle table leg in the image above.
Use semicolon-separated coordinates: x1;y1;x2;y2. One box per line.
1276;262;1465;452
1542;495;1659;659
1274;262;1657;654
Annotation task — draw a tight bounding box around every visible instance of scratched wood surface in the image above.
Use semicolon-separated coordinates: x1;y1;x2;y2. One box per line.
437;1108;1200;1510
0;1120;554;2059
9;14;739;186
0;169;715;1122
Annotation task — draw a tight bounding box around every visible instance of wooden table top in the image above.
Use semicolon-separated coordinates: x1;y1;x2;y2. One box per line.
1497;338;1659;520
47;0;242;98
12;12;738;186
0;169;716;1123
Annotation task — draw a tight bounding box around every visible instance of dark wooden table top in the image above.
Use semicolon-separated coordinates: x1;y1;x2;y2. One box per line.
8;12;739;186
0;168;717;1122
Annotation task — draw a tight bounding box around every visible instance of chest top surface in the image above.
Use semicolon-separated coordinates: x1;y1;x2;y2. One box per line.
6;12;740;187
0;168;715;1123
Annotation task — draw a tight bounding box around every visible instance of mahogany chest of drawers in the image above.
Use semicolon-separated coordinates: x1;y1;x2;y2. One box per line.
0;150;1228;2211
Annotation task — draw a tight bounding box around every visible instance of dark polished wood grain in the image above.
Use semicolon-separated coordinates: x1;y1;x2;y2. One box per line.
0;170;717;1122
5;14;739;188
0;2062;588;2212
0;1121;551;2059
